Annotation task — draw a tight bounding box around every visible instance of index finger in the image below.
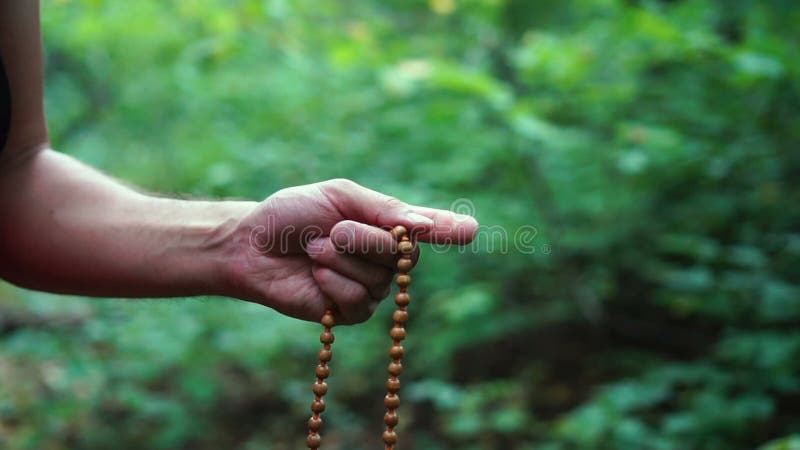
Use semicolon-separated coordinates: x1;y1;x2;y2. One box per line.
319;180;478;244
406;205;478;245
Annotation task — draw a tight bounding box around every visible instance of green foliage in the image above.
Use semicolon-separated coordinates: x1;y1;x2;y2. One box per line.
1;0;799;448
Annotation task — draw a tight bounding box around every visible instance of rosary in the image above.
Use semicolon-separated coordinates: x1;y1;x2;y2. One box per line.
306;225;415;449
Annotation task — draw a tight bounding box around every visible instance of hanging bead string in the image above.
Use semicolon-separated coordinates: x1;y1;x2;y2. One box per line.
305;225;416;450
384;225;414;450
306;309;335;449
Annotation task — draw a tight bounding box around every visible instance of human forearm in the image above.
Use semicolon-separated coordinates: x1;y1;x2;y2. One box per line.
0;149;256;297
0;0;480;323
0;148;478;323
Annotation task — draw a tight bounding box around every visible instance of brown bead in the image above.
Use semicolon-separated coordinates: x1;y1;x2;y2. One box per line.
391;225;408;240
383;430;398;445
307;433;321;448
397;241;414;254
392;310;409;324
388;361;403;376
312;382;328;396
311;399;326;413
386;378;401;393
315;364;330;379
321;312;335;328
318;348;332;362
394;292;410;307
320;331;335;344
384;394;400;409
397;258;414;273
308;416;323;432
384;411;399;427
396;274;412;288
390;326;406;341
389;345;404;359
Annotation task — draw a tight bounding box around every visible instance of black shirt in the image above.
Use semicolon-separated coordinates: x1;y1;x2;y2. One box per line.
0;57;10;150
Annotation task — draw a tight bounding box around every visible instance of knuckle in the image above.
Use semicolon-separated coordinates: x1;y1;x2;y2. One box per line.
382;196;406;212
312;249;335;267
348;292;373;324
311;265;331;284
369;271;393;300
330;224;356;252
328;282;371;325
332;219;359;231
371;284;391;301
325;178;358;191
330;220;358;239
340;282;370;306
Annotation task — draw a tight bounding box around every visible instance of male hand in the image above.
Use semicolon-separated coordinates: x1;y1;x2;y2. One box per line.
225;179;478;324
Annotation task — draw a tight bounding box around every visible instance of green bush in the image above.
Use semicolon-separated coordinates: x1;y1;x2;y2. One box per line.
1;0;798;448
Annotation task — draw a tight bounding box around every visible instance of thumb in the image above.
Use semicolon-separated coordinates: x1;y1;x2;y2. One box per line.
318;179;478;244
319;179;433;233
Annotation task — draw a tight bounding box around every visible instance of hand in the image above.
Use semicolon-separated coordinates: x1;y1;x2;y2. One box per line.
224;179;478;324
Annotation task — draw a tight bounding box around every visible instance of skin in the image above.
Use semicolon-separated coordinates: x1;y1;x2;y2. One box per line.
0;1;478;325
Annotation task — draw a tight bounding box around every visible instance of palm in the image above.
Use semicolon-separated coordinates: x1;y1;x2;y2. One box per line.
246;252;334;320
238;184;342;320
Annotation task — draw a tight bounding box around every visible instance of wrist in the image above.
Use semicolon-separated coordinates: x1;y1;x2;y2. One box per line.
211;201;261;300
150;198;258;299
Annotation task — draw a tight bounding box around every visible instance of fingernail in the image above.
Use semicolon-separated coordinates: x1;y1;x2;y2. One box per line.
407;212;434;225
305;238;325;257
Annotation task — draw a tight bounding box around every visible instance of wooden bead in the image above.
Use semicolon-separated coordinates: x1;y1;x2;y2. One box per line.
382;227;418;450
386;378;401;393
391;225;407;240
307;433;321;448
312;382;328;396
384;394;400;409
397;241;414;254
311;399;326;413
318;348;332;362
393;310;409;324
309;310;335;450
389;345;404;359
321;312;335;328
396;274;412;288
384;411;399;427
315;365;330;379
383;430;398;445
394;292;410;306
308;416;323;432
390;326;406;341
388;361;403;376
320;331;335;344
397;258;414;272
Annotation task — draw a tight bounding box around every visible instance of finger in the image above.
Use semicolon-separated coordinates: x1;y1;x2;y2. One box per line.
327;220;421;272
307;237;394;300
311;262;374;324
319;179;479;244
329;221;398;268
319;179;435;234
406;205;479;245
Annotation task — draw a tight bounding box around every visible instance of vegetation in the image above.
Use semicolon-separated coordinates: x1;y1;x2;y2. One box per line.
1;0;798;448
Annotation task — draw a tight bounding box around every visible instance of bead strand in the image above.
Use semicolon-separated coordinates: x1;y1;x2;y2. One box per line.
306;309;336;449
384;225;414;450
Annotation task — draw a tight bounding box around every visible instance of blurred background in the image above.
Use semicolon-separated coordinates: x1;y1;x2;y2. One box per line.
1;0;799;448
